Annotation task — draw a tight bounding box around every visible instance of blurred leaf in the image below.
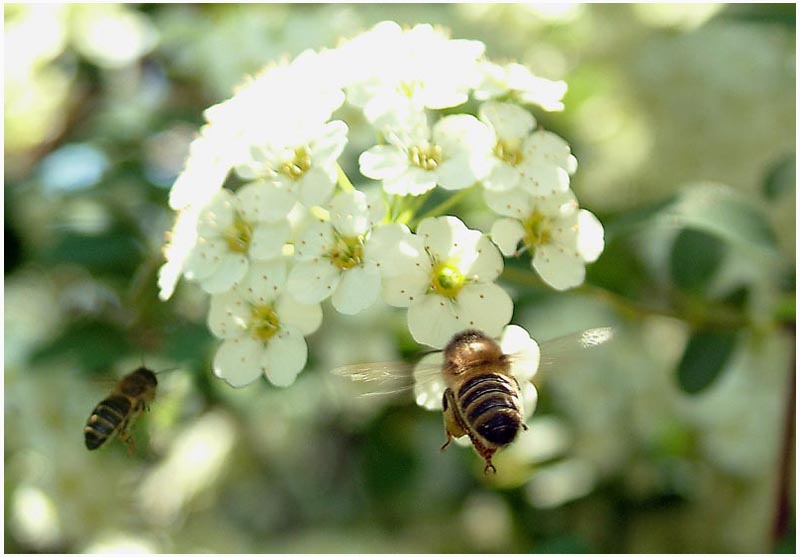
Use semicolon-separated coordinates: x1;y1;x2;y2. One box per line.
586;235;650;298
676;330;737;394
534;535;592;553
720;3;796;27
763;155;796;200
669;228;725;293
31;320;133;372
666;183;778;255
41;228;143;275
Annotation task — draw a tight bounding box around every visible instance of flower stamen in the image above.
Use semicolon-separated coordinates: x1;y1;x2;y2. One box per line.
224;214;253;253
280;146;312;179
250;304;280;341
523;211;552;247
494;139;523;166
409;143;443;171
328;234;364;270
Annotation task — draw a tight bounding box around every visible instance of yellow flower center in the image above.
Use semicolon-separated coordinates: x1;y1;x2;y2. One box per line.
224;214;253;253
328;234;364;271
409;144;443;171
250;304;280;341
279;146;312;179
494;139;523;166
399;80;423;99
430;260;465;299
523;211;553;247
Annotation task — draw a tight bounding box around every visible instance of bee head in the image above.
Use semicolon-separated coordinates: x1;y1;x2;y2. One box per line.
443;329;505;375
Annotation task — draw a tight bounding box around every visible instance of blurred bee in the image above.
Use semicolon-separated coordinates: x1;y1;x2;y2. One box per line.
334;326;614;473
84;366;158;454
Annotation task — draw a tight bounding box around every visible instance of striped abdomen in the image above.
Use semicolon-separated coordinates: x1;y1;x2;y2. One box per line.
84;395;132;450
457;372;523;448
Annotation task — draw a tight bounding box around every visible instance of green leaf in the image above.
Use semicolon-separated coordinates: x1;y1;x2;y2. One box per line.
665;183;778;255
670;228;726;293
677;330;738;394
763;155;795;201
31;320;133;372
41;228;143;275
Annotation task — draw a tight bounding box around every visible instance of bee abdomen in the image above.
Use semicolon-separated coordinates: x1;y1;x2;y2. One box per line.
458;373;523;448
84;395;131;450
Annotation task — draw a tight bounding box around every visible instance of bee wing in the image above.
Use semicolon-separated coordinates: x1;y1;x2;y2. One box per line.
330;356;444;400
534;326;615;378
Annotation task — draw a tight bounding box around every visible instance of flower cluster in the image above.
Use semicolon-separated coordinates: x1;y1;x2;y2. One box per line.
159;21;605;389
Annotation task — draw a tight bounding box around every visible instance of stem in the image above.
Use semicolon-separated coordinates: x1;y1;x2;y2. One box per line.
409;185;475;228
336;163;355;193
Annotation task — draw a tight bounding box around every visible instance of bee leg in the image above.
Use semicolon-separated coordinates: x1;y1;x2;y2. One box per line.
440;388;467;452
469;437;497;474
118;417;137;456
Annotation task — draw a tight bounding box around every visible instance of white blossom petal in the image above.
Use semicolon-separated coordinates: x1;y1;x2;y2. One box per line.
500;325;540;383
208;290;250;339
365;223;427;277
520;382;538;420
484;187;533;219
243;259;288;304
199;253;249;294
331;262;381;315
453;282;513;339
286;259;341;304
184;238;226;281
384;167;437;196
213;338;264;388
329;190;370;237
262;327;308;387
295;220;335;260
296;165;336;207
275;294;322;335
464;235;504;282
577;209;605;263
479;101;536;143
490;218;526;257
407;294;463;349
533;244;586;291
483;162;522;192
414;352;446;411
236;181;297;223
522;165;570;195
359;145;408;180
250;221;291;260
416;216;476;263
381;271;430;307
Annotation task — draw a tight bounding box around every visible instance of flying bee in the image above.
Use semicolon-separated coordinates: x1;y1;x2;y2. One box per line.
84;367;158;454
333;325;614;473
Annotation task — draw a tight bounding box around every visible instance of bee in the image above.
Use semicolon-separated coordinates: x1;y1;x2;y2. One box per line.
334;326;614;473
84;366;158;454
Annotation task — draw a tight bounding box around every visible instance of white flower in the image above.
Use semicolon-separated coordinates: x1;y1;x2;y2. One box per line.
479;101;577;193
487;187;604;291
344;22;485;128
359;114;494;196
183;185;293;294
413;324;541;416
474;61;568;112
287;190;387;315
234;119;348;207
379;216;512;349
208;260;322;387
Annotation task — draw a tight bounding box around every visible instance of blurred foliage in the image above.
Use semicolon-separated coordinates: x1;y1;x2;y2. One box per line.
4;3;795;553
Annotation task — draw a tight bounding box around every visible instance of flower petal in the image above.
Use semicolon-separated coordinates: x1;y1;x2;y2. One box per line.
208;290;250;339
384;167;437;196
286;259;341;304
381;271;430;307
520;382;538;420
484;186;533;219
331;262;381;315
199;253;249;294
311;120;349;167
453;282;513;339
262;327;308;387
577;209;605;263
359;145;408;180
295;220;335;260
416;216;476;264
184;238;226;281
297;165;336;207
243;259;288;304
329;190;370;237
500;324;540;383
533;244;586;291
464;234;504;282
250;220;291;260
365;223;426;277
482;162;522;192
479;101;536;143
236;180;297;223
490;218;525;257
407;294;463;349
522;164;570;195
413;352;447;411
213;337;264;388
275;294;322;335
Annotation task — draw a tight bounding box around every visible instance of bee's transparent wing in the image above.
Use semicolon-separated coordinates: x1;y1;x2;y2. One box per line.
330;358;443;398
536;327;615;377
